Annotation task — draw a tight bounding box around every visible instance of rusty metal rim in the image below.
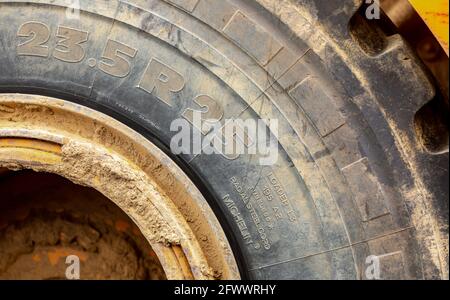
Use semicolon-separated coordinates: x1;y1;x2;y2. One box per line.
0;93;240;280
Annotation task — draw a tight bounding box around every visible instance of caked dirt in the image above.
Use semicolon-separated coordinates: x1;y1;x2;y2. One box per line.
0;170;166;280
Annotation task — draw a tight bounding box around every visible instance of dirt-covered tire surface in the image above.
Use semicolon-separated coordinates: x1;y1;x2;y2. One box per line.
0;0;448;279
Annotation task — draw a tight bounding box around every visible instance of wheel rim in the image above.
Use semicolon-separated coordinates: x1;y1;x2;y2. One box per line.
0;93;240;280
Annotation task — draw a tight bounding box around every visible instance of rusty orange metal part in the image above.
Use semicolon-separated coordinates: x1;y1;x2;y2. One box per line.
409;0;449;55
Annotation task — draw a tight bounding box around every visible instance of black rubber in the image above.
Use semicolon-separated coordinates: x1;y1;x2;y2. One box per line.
0;0;447;279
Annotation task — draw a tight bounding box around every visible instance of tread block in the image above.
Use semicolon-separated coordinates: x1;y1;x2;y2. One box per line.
289;76;345;137
265;47;302;82
323;124;362;169
192;0;237;31
354;229;420;279
342;158;389;222
167;0;199;12
223;11;282;66
276;53;312;91
376;251;406;280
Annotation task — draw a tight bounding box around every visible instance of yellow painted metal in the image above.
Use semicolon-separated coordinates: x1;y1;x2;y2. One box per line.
0;148;62;165
0;137;62;154
0;94;241;280
409;0;449;55
0;137;62;164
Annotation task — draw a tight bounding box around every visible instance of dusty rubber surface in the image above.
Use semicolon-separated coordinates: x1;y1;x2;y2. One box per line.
0;95;240;280
0;0;447;279
0;170;166;280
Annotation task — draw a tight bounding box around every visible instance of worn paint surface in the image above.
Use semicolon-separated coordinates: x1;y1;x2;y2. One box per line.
409;0;449;54
0;94;239;280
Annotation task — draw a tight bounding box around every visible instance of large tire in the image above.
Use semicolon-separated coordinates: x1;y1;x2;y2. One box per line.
0;0;447;279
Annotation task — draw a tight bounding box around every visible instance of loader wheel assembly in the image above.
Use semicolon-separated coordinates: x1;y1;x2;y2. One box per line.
0;0;448;279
